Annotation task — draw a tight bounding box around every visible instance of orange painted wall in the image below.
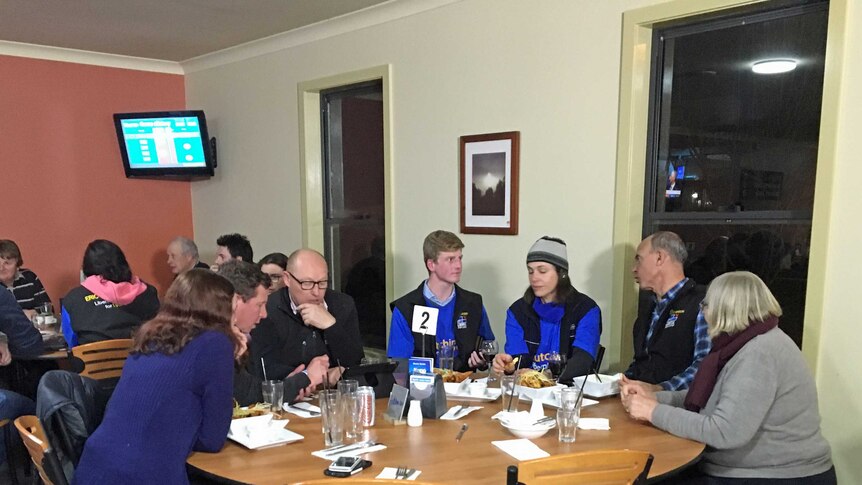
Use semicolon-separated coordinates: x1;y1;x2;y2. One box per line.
0;55;192;304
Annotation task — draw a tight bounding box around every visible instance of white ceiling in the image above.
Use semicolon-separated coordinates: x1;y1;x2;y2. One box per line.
0;0;391;62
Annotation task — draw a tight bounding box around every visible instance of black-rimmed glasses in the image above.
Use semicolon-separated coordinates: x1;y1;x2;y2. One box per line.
288;272;328;290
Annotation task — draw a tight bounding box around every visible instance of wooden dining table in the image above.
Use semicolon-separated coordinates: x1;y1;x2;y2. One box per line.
187;395;704;484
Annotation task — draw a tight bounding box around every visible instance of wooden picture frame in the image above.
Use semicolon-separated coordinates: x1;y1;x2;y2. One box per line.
459;131;520;235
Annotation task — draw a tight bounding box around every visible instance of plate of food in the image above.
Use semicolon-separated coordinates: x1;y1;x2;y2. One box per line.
514;370;566;404
581;373;622;398
432;368;473;383
444;380;502;401
232;400;271;419
228;414;303;450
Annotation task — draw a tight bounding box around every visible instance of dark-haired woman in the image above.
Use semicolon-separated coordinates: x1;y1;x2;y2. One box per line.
492;237;601;384
73;269;239;484
61;240;159;347
258;252;288;294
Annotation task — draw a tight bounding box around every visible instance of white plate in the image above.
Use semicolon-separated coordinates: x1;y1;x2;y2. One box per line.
228;415;303;450
444;382;502;402
582;374;621;398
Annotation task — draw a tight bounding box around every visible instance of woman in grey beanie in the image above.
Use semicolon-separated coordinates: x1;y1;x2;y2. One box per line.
492;236;601;384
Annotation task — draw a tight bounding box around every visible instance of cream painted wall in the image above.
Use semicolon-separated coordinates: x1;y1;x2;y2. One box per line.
186;0;860;480
816;0;862;481
186;0;668;351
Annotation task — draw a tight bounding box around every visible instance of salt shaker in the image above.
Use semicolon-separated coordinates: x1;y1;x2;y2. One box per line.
407;400;423;427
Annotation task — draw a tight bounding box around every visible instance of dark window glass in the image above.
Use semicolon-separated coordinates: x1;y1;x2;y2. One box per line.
644;2;828;348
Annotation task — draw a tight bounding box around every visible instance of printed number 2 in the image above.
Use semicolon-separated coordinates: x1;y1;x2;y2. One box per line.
419;311;429;331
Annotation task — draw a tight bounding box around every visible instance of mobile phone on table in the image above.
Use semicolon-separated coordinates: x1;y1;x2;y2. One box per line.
324;457;371;477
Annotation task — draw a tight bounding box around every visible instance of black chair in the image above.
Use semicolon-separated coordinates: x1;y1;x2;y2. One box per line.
35;370;110;481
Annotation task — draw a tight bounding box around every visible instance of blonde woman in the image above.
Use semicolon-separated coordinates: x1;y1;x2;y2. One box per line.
621;271;834;484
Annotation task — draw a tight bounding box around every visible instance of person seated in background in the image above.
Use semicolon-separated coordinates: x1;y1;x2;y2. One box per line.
0;239;51;319
61;240;160;347
0;288;44;473
74;269;238;484
250;249;364;385
622;271;836;484
625;231;710;391
213;233;253;271
388;230;494;372
492;237;601;383
258;252;288;294
216;260;328;406
166;236;208;275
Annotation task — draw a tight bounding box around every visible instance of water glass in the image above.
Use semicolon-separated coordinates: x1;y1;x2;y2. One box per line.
500;374;521;412
557;408;578;443
261;380;284;414
338;379;361;439
437;342;456;371
559;387;581;411
320;389;343;446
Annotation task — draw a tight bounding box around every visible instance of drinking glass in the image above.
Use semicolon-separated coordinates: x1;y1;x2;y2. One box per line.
500;374;520;412
547;351;563;381
437;342;456;371
261;380;284;414
338;379;361;440
559;387;582;411
556;408;578;443
320;389;343;446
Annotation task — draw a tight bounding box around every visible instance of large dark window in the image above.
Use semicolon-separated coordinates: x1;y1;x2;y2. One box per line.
644;1;828;347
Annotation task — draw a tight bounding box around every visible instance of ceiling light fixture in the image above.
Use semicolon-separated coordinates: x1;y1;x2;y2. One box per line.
751;59;797;74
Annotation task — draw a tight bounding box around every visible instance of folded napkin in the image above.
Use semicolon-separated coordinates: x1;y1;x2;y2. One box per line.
312;444;387;460
491;410;533;425
283;401;321;418
376;467;422;480
440;406;482;420
578;417;610;430
491;439;550;461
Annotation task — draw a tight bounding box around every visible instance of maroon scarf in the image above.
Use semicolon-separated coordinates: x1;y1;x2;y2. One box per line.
683;315;779;412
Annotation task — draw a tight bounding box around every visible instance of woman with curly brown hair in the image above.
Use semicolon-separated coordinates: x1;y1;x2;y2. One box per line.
74;269;241;484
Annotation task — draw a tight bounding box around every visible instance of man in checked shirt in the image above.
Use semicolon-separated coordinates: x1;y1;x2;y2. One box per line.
622;231;711;392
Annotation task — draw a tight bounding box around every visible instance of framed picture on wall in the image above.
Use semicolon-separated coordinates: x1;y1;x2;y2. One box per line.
459;131;520;235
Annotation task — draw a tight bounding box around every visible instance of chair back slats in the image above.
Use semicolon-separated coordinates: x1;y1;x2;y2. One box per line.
70;339;133;380
14;415;70;485
516;449;654;485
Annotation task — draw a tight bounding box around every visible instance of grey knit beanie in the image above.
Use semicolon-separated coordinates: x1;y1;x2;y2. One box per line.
526;236;568;271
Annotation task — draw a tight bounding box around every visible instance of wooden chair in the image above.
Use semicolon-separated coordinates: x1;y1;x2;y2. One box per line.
507;449;654;485
13;416;69;485
70;339;133;380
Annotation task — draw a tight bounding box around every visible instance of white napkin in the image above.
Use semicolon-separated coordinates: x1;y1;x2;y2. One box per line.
578;417;610;430
440;405;482;420
491;439;550;461
283;401;321;418
312;444;387;460
376;467;422;480
491;410;532;425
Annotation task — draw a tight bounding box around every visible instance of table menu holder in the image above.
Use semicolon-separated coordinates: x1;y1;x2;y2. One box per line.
385;384;410;424
409;373;447;419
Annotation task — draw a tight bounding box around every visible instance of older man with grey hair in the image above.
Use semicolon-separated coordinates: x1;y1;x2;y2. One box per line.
623;231;711;392
166;237;208;275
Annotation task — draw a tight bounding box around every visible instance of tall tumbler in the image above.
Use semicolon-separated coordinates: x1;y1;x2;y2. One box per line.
338;379;361;440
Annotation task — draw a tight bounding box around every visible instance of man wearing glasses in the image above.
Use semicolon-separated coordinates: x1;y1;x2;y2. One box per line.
250;249;364;386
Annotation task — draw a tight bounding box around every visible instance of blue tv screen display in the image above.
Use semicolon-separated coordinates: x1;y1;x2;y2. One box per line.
114;110;214;178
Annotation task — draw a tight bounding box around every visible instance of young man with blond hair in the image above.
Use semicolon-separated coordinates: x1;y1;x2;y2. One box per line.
388;230;495;372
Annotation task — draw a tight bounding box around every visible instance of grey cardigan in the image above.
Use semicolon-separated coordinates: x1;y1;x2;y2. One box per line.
652;327;832;479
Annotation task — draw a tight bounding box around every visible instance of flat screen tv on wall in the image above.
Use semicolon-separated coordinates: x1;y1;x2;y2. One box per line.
113;110;216;179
